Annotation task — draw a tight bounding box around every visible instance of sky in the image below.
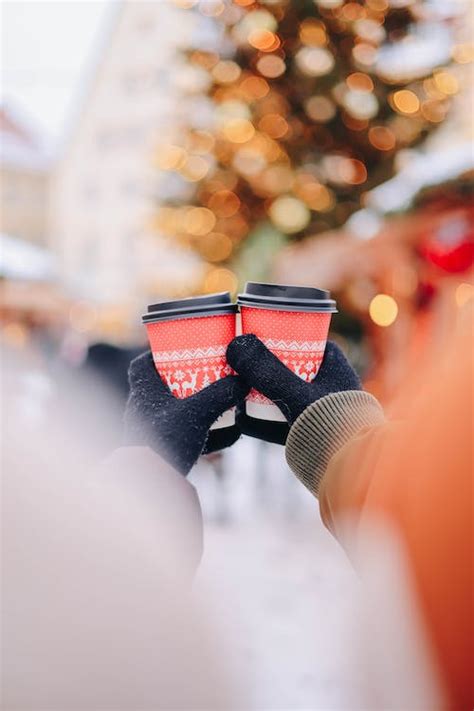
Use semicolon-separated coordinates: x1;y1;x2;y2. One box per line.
1;0;114;142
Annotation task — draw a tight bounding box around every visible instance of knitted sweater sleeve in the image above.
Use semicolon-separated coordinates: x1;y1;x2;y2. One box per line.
285;390;385;499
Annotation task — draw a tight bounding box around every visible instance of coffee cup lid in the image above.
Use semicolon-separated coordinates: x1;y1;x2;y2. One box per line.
237;282;337;313
142;291;237;323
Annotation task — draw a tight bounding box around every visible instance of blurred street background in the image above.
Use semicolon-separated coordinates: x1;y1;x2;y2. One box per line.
1;0;473;707
2;0;473;382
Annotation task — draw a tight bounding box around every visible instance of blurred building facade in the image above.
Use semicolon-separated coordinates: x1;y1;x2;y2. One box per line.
0;104;50;245
49;1;204;342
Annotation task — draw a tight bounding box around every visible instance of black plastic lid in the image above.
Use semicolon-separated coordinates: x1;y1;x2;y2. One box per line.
142;291;236;323
237;282;337;313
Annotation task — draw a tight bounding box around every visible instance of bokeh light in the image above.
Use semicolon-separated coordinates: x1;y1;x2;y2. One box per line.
190;50;219;70
369;294;398;327
216;100;251;124
258;113;289;139
233;146;267;175
240;75;270;99
433;70;459;96
223;212;248;239
212;60;242;84
221;118;255;143
259;165;294;194
455;282;474;308
208;190;241;217
423;77;446;100
324;156;367;185
304;95;336;122
297;182;335;211
315;0;344;8
256;54;286;78
180;155;210;181
368;126;396;151
172;0;198;8
346;72;374;92
183;207;216;235
392;90;420;115
452;43;474;64
252;133;282;162
352;43;378;67
343;90;379;120
341;3;366;21
268;195;311;233
390;115;423;143
204;267;238;293
421;100;448;124
366;0;388;10
354;18;385;44
236;8;277;45
248;30;280;52
299;19;327;47
295;47;335;77
342;114;368;132
199;233;234;262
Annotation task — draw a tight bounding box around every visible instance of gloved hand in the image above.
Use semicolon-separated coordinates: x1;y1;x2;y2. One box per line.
124;351;249;475
227;335;361;445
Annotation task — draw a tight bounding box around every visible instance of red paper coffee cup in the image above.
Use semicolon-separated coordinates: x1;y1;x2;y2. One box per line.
142;292;237;429
237;282;337;422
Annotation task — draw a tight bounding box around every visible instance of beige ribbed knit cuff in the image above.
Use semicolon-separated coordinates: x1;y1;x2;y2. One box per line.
285;390;384;498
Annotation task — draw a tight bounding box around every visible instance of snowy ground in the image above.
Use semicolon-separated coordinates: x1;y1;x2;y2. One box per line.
190;437;363;710
8;363;363;709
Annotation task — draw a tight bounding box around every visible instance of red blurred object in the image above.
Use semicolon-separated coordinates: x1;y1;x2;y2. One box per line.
420;212;474;274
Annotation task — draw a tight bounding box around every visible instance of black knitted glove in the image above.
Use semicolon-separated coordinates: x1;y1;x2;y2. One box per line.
124;351;249;475
227;335;361;445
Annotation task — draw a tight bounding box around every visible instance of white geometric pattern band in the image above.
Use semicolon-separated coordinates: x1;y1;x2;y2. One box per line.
153;345;227;363
261;338;327;352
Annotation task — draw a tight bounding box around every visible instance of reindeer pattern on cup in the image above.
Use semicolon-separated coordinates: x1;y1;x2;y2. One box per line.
152;346;232;399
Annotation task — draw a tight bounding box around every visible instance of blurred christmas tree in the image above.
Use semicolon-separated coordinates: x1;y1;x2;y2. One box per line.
157;0;457;292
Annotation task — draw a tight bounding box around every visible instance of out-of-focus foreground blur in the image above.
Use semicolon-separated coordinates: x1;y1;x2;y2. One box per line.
1;1;473;708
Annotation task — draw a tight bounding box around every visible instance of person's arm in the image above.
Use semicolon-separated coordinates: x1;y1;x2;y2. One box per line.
97;445;204;583
3;428;226;709
228;328;472;710
285;321;472;711
117;352;248;582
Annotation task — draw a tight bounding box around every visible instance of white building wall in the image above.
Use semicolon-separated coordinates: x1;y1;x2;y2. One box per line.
50;0;203;328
